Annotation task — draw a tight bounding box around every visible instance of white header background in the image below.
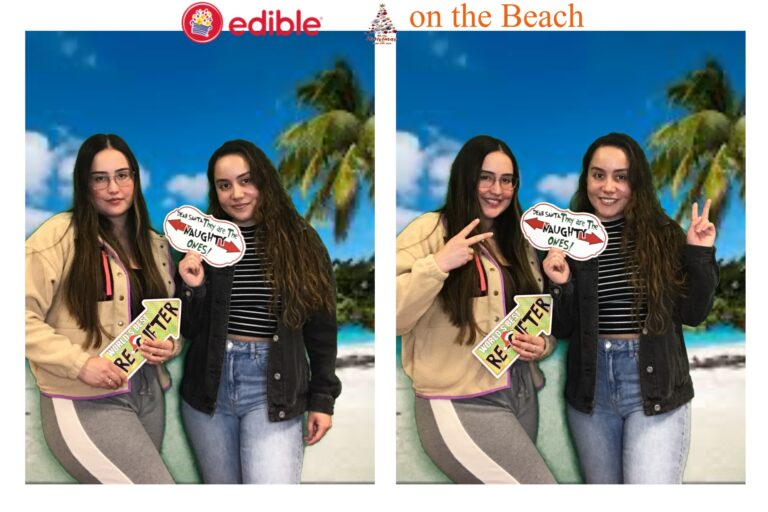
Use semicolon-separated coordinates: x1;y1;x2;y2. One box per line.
6;0;764;508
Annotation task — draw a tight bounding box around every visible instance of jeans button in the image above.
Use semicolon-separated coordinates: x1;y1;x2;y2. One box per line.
274;372;281;380
226;341;233;351
117;321;124;327
646;365;654;373
605;341;612;349
273;334;279;342
653;404;661;412
278;411;286;419
642;328;649;335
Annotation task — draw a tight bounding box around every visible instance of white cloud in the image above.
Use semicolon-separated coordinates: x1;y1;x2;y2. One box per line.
396;131;424;199
56;153;76;200
83;54;97;68
165;174;209;204
397;130;461;205
536;173;579;203
26;132;55;199
26;207;55;237
139;166;150;189
431;39;449;57
428;36;468;68
396;207;424;234
61;39;78;57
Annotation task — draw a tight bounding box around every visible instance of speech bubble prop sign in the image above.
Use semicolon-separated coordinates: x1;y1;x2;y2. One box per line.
99;298;181;379
472;294;552;379
520;202;608;261
163;205;245;267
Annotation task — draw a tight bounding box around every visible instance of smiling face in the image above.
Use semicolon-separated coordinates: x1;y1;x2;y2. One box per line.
89;148;135;222
586;145;632;221
476;150;515;225
214;153;259;226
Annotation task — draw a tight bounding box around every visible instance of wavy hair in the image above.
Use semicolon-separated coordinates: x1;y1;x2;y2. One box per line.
571;132;686;333
63;134;168;349
437;135;539;346
206;140;334;326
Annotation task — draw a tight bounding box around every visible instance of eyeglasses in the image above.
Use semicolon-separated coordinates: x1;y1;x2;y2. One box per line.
478;171;516;191
89;169;134;190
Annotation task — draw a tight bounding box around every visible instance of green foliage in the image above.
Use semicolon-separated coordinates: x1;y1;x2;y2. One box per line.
334;257;374;329
649;59;745;227
704;256;745;329
278;59;375;241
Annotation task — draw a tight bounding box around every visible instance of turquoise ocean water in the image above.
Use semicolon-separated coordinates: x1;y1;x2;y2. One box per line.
338;324;374;347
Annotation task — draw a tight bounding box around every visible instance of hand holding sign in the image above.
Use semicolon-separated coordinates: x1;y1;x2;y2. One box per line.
100;299;182;379
510;332;547;362
178;250;205;288
78;356;128;390
140;336;176;365
542;248;570;285
472;294;553;378
434;218;494;273
687;199;716;248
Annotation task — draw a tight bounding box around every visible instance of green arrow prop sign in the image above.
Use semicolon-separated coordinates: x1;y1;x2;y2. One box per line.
472;294;553;378
99;298;182;379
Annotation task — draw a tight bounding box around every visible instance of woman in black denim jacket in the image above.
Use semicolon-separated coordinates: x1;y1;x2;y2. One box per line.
176;140;341;484
542;133;718;484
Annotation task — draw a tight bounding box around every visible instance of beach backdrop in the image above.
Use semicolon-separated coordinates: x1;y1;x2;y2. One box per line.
25;31;374;483
395;31;745;483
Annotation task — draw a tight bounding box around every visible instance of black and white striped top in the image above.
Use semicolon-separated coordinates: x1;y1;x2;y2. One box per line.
597;218;646;334
227;225;279;337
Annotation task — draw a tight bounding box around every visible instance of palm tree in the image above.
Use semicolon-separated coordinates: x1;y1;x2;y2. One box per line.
648;59;745;226
277;59;374;241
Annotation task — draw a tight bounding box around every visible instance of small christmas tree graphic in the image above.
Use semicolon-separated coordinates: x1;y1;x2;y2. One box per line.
366;3;397;43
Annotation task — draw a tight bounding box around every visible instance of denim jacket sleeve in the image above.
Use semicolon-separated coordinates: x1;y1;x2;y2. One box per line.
678;244;719;326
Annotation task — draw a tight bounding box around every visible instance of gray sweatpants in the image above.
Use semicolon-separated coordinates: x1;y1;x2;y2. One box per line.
415;363;556;484
39;365;174;484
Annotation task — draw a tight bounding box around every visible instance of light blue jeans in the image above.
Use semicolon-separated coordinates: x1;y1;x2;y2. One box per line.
181;340;304;484
567;338;691;484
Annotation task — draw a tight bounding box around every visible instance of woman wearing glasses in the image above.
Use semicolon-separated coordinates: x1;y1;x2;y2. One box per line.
396;135;556;483
26;134;179;483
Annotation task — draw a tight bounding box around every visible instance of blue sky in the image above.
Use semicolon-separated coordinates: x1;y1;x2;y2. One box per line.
25;31;374;260
396;31;745;260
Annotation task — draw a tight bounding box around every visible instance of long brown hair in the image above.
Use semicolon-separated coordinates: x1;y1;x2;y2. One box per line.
63;134;168;349
572;132;686;334
207;140;334;327
438;135;539;346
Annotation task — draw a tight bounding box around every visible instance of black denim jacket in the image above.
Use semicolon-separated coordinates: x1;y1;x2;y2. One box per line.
550;243;718;416
178;262;341;422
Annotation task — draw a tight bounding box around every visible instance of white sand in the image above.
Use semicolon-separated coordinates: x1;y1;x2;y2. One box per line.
302;345;375;483
685;344;745;483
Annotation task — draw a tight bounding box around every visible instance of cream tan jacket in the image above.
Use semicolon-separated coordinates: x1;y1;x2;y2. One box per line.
26;213;177;399
396;212;555;398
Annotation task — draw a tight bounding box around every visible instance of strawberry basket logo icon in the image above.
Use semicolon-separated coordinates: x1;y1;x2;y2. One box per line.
182;3;224;43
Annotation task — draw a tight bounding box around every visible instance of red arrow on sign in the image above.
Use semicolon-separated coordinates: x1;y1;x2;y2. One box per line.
524;218;546;230
579;232;604;245
222;240;241;253
168;219;187;231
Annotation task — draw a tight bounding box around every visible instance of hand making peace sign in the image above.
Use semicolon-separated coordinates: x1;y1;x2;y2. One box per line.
687;199;716;248
434;218;494;273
